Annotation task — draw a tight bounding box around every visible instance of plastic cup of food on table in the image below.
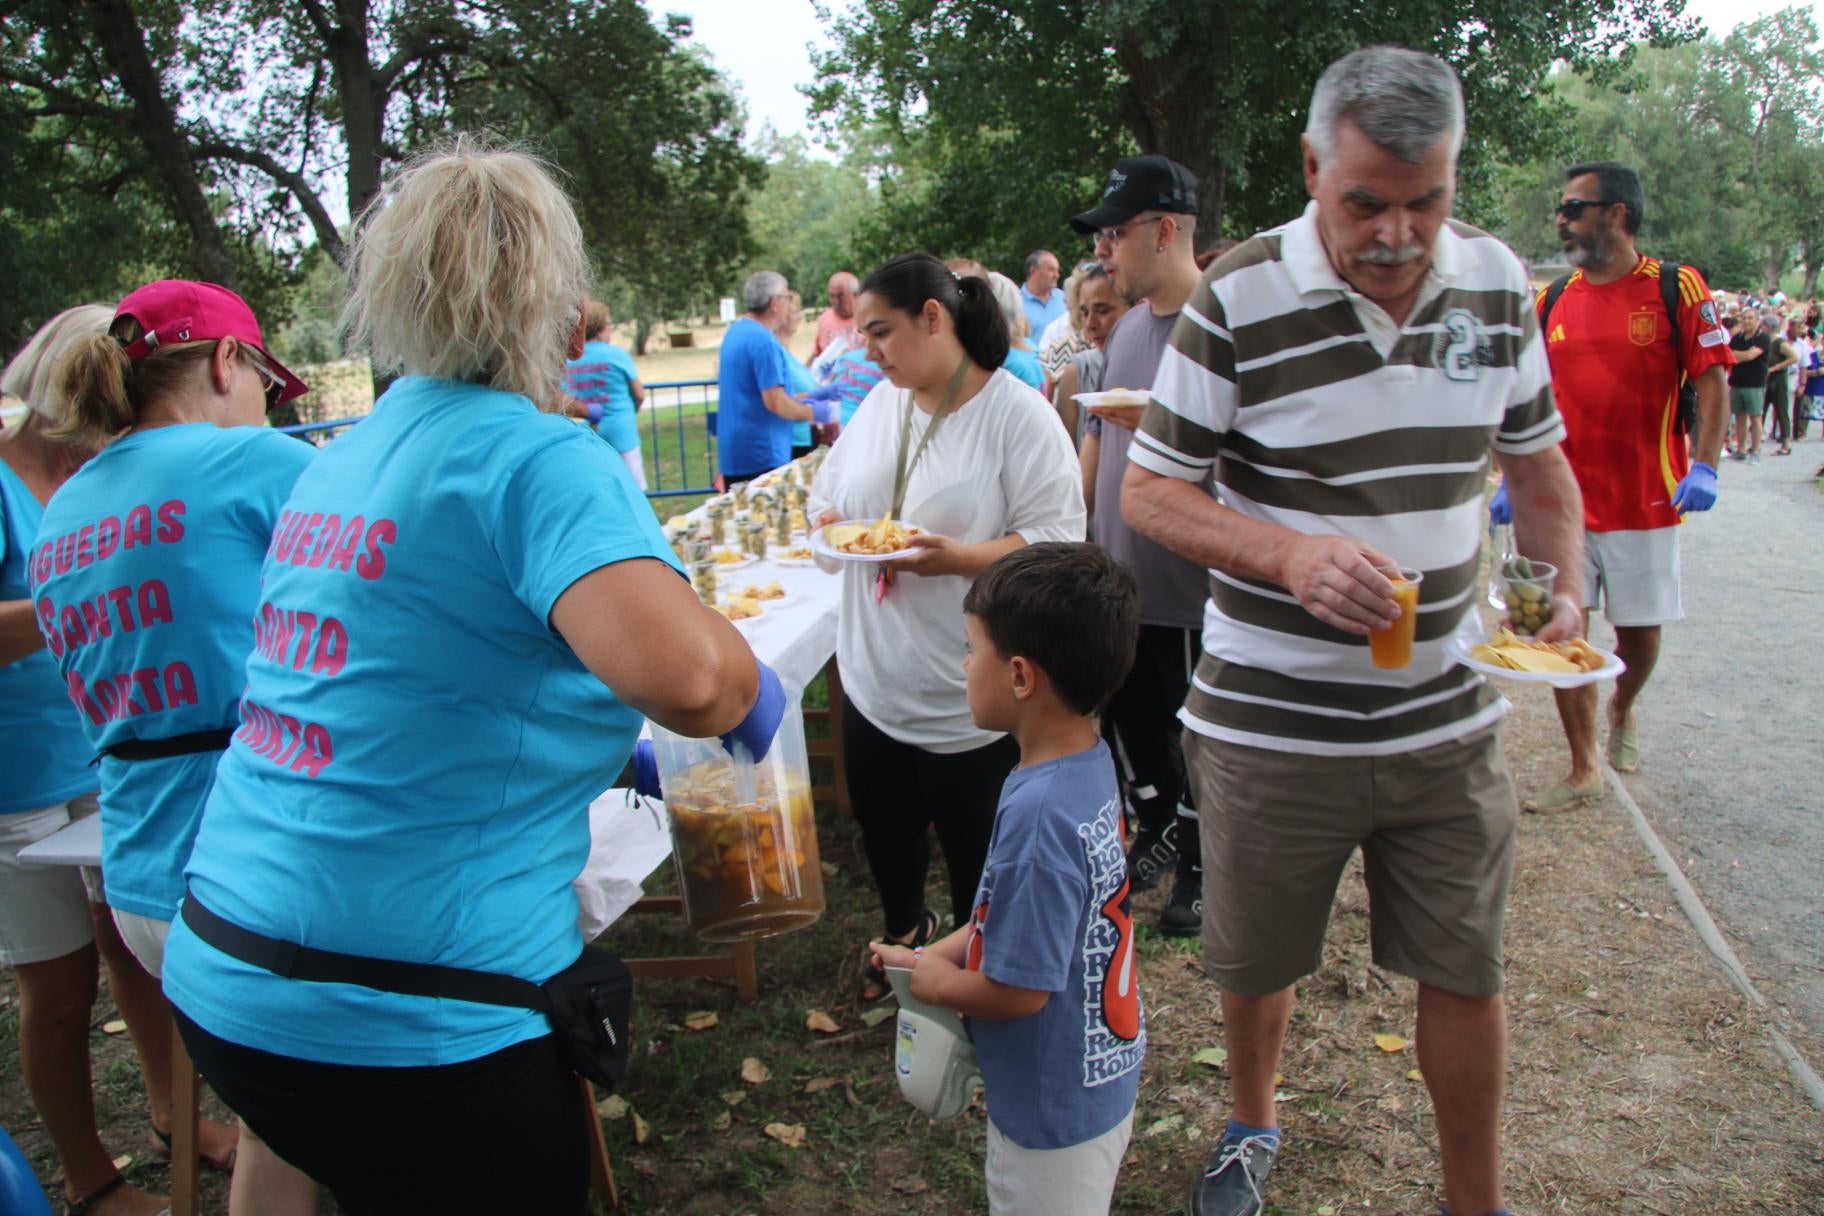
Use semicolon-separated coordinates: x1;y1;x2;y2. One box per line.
688;559;719;605
1498;556;1557;637
1368;565;1424;670
649;699;825;941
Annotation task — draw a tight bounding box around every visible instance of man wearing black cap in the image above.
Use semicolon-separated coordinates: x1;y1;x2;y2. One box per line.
1069;154;1209;937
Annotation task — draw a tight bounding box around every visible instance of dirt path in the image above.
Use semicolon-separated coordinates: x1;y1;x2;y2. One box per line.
1590;448;1824;1048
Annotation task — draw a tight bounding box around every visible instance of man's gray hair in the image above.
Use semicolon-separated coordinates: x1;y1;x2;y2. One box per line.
1306;46;1465;166
743;270;788;312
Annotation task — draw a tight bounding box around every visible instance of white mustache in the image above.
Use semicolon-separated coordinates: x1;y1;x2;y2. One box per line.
1358;244;1426;266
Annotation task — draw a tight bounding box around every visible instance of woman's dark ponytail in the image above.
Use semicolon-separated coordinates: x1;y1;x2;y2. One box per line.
860;252;1010;373
951;275;1010;371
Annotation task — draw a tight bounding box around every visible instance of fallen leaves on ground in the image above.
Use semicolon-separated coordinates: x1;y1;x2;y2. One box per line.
597;1095;630;1120
632;1111;651;1144
712;1111;732;1131
740;1057;771;1084
684;1011;719;1031
1190;1046;1228;1068
101;1020;126;1034
111;1154;132;1170
720;1090;747;1106
764;1121;807;1148
859;1006;895;1028
1145;1114;1184;1137
804;1077;843;1094
891;1175;930;1194
1372;1033;1407;1053
805;1009;840;1033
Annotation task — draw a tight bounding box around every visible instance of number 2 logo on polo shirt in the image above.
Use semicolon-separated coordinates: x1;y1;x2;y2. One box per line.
1436;308;1488;382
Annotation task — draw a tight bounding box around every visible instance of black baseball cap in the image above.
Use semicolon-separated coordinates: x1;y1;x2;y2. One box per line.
1069;154;1200;234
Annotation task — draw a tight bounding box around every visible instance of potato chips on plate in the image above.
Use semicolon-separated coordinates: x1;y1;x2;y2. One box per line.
1446;628;1625;688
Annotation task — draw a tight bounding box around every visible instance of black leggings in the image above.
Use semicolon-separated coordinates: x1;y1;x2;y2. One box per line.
843;702;1019;936
174;1007;588;1216
1103;624;1201;832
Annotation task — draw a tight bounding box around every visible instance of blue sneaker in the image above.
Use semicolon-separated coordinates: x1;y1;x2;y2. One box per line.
1189;1131;1277;1216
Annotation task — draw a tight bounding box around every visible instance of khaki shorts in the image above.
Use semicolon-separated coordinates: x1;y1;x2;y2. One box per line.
1584;526;1682;628
1187;726;1517;997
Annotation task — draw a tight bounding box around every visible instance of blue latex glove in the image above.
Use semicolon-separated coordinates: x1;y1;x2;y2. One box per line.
629;739;661;798
811;397;838;424
803;383;842;404
721;659;786;761
584;400;603;424
1488;482;1512;526
1671;461;1718;514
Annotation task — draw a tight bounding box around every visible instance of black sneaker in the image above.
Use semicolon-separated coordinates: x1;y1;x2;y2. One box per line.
1190;1131;1277;1216
1125;822;1177;892
1159;865;1202;937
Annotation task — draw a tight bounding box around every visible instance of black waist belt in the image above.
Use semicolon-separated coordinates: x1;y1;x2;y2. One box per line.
99;728;236;764
179;892;548;1012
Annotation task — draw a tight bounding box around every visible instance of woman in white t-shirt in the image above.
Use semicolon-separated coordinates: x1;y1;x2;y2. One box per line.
810;253;1085;1000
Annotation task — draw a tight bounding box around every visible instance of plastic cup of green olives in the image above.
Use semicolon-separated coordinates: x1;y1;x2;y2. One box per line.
1500;556;1558;637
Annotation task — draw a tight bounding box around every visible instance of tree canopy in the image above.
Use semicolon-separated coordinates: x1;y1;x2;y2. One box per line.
807;0;1701;271
0;0;762;353
1490;5;1824;295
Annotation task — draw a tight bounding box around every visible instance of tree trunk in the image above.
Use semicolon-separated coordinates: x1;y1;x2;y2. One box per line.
80;0;239;288
1114;24;1229;236
329;0;385;226
1765;246;1785;296
1803;259;1820;301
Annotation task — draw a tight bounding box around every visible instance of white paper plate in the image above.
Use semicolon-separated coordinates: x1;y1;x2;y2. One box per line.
809;520;926;563
1445;635;1626;688
1072;390;1152;408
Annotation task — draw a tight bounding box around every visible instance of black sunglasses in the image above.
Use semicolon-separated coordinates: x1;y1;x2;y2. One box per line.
1555;198;1615;221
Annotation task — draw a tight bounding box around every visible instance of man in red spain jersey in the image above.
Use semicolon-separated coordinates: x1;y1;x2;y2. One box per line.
1504;161;1733;810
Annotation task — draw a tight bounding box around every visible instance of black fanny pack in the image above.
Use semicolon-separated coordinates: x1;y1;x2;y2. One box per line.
180;891;632;1092
95;728;235;766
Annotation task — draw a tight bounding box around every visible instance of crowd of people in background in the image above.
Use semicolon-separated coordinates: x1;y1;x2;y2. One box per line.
0;32;1812;1216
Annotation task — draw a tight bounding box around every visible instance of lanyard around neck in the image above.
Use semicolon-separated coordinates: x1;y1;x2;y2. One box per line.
890;356;971;518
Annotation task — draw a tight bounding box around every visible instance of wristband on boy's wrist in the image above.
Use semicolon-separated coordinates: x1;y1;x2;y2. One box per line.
913;946;924;962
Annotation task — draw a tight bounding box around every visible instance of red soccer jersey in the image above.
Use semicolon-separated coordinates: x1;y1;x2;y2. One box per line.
1539;256;1734;532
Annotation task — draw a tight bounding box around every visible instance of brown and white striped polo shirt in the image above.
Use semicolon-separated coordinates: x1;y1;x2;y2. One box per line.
1128;202;1564;756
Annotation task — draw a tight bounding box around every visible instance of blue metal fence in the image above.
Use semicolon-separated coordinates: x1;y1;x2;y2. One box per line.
273;378;722;501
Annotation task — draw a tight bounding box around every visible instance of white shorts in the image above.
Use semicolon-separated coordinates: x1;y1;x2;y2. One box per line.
621;447;648;491
1584;527;1683;628
0;794;105;966
112;909;171;978
986;1108;1134;1216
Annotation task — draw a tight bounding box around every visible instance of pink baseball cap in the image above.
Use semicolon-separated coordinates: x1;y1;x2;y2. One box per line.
115;279;309;406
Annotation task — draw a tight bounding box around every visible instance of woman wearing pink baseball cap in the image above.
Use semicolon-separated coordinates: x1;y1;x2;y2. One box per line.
35;279;320;1214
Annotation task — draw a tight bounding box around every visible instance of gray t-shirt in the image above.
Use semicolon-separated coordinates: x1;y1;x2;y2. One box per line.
1090;306;1208;629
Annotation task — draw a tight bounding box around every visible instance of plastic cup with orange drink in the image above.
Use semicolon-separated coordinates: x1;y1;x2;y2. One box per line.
1368;565;1424;669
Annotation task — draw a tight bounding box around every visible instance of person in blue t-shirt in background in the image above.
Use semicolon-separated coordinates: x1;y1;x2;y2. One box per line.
34;279;320;1213
873;543;1144;1216
563;299;647;488
716;271;832;484
160;141;785;1216
770;290;822;459
986;270;1048;392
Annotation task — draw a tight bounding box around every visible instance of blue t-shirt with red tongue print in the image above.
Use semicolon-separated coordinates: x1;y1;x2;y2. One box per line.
963;738;1145;1149
28;424;313;919
163;375;682;1068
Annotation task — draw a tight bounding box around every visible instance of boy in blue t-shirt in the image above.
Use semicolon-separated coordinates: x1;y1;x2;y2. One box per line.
873;542;1144;1215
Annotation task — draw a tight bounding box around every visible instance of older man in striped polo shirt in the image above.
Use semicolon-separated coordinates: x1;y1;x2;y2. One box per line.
1122;47;1587;1216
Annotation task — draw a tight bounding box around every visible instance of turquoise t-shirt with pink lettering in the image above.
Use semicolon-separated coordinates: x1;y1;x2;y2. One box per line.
29;425;314;919
163;375;680;1068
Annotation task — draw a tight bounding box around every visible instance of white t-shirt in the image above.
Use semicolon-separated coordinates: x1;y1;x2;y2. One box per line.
810;368;1085;751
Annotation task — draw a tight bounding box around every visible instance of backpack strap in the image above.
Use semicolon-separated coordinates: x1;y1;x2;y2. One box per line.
1658;260;1685;374
1536;273;1572;327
